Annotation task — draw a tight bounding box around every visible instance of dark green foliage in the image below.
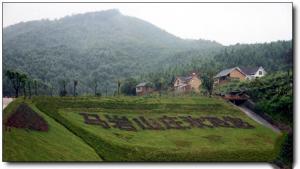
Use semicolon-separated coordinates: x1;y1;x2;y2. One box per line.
216;71;293;125
201;74;214;96
275;133;293;168
73;80;78;97
34;80;37;96
5;70;27;97
201;60;219;96
27;79;32;98
214;41;292;71
59;80;68;97
249;72;293;125
153;77;165;96
21;76;28;99
120;78;137;96
117;80;121;96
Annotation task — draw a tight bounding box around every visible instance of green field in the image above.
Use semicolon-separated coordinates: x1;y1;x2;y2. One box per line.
3;96;284;162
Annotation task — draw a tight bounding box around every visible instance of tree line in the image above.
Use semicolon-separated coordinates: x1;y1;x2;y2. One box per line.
4;42;292;98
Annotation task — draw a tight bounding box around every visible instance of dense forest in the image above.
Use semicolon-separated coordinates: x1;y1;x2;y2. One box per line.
3;9;292;96
3;9;222;96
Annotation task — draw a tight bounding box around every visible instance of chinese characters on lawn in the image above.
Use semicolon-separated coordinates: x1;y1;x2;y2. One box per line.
79;112;255;132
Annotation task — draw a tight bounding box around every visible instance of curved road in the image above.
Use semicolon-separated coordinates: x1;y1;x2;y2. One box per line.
237;105;281;133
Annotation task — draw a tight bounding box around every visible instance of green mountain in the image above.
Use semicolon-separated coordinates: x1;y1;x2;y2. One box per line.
3;9;222;95
3;9;292;96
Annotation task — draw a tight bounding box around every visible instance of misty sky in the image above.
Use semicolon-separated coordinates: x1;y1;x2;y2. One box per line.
3;3;292;45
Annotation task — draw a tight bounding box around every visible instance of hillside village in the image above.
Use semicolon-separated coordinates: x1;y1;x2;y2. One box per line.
135;66;266;97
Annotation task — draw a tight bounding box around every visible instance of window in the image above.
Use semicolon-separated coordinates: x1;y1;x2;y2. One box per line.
259;71;262;75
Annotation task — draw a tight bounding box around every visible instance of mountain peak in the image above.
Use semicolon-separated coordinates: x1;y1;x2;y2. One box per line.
89;9;120;16
74;9;121;19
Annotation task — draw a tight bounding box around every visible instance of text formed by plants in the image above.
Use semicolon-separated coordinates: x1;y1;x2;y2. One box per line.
79;113;255;131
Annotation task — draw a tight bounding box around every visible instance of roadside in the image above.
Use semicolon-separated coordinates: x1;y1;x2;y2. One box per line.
224;98;282;133
3;98;14;110
237;105;281;133
227;98;292;169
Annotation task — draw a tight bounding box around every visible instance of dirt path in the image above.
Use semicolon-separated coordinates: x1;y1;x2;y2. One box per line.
237;105;281;133
3;98;14;110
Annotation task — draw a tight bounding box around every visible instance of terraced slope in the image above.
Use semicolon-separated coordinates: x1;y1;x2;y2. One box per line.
30;96;284;161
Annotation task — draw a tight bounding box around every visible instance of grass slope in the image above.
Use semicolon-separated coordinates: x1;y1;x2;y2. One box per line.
3;99;102;161
33;96;284;162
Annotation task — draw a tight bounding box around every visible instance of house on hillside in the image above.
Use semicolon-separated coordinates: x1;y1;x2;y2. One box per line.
174;73;201;93
214;66;266;85
240;66;267;80
214;67;246;85
136;82;154;96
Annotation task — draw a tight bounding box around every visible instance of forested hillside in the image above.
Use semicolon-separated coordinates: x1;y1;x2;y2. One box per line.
137;41;292;95
3;9;222;96
214;41;293;71
3;9;292;96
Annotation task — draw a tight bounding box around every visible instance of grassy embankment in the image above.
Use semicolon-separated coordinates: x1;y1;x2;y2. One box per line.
27;96;284;162
3;98;101;161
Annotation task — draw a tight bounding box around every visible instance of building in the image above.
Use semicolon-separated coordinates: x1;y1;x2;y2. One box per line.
240;66;267;80
214;66;266;85
136;82;154;96
214;67;247;85
174;73;201;93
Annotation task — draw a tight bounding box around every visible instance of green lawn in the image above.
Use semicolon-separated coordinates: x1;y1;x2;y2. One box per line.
3;99;101;161
3;96;284;161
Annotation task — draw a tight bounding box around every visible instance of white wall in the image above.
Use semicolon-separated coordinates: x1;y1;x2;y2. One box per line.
253;67;266;78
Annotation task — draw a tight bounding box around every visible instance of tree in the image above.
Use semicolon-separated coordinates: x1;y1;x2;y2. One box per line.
117;80;121;96
90;71;101;96
121;78;137;96
73;80;78;97
93;80;98;96
169;75;176;86
154;77;165;96
50;85;54;96
201;74;214;96
27;79;32;99
34;80;38;96
59;80;68;96
46;83;54;97
20;74;28;99
5;70;27;98
285;48;293;77
201;60;218;97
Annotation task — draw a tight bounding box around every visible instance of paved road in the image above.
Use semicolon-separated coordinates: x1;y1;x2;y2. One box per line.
237;105;281;133
3;98;14;110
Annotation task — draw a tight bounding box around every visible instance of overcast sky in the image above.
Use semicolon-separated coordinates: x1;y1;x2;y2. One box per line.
3;3;292;45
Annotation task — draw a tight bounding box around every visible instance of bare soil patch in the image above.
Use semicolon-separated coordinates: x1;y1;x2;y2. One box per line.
5;103;49;131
